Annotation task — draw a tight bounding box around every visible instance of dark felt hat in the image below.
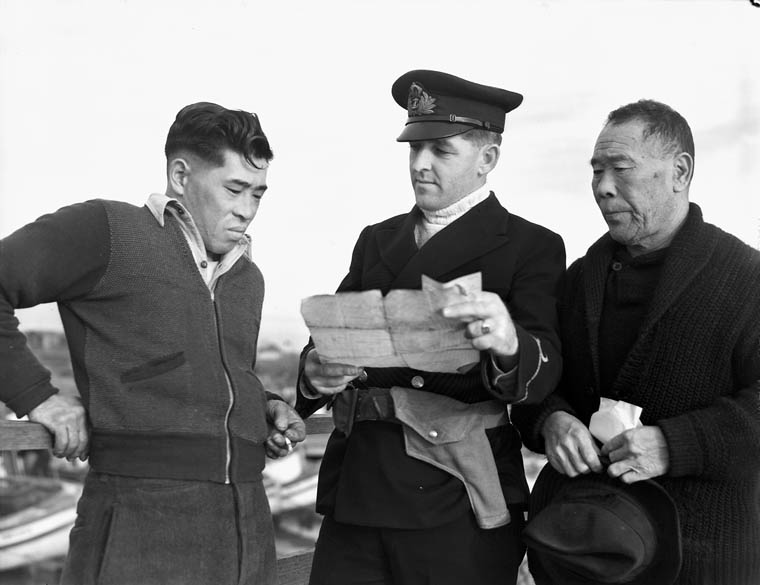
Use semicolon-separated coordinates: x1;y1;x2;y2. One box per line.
523;465;682;585
391;70;523;142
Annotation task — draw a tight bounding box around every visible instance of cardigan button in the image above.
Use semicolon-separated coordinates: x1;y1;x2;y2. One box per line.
428;429;439;439
411;375;425;389
200;260;208;269
611;261;623;271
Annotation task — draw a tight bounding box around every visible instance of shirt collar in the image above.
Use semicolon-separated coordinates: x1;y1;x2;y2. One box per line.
146;192;188;226
145;192;252;260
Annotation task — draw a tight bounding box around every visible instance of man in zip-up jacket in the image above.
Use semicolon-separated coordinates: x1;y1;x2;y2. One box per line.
0;102;305;585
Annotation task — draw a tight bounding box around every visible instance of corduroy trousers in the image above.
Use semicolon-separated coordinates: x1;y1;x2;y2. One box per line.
60;471;276;585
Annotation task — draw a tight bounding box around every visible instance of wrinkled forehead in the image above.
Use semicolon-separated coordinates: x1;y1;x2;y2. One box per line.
591;121;655;161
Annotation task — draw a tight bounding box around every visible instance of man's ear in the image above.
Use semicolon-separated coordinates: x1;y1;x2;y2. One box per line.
672;152;694;193
167;157;191;196
478;144;500;176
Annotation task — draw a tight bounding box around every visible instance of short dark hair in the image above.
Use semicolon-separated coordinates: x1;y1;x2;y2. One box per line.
606;99;694;160
460;128;502;147
164;102;273;169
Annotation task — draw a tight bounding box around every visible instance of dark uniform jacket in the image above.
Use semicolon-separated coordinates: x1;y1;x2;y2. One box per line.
297;193;565;529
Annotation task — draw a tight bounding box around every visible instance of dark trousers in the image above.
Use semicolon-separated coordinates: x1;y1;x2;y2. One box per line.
60;471;276;585
309;509;526;585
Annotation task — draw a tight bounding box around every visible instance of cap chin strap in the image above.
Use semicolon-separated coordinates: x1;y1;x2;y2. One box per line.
405;114;503;132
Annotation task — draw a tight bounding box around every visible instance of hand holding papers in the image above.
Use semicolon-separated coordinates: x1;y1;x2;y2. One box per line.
589;398;643;444
300;273;483;373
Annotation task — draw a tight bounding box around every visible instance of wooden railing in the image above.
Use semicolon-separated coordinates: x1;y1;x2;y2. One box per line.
0;414;334;585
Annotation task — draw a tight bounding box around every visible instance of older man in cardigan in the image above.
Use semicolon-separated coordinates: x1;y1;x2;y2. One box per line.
513;99;760;585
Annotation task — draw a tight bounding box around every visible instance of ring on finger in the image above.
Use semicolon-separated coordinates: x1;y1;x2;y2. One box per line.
480;320;491;336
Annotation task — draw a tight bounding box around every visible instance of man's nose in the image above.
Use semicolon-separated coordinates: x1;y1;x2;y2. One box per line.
410;147;433;172
593;171;616;199
235;196;259;221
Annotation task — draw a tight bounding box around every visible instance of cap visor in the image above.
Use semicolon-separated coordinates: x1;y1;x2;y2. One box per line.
396;121;473;142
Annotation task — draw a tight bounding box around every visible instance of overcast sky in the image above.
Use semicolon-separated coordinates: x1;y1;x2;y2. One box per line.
1;0;758;348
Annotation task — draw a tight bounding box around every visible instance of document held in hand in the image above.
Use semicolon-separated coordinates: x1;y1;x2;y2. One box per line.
300;273;482;373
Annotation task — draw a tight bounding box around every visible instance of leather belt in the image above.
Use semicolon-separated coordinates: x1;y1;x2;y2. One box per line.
332;387;397;435
354;388;396;422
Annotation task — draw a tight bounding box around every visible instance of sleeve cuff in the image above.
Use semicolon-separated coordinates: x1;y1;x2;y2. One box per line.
658;415;704;477
6;379;59;418
490;353;518;388
298;375;322;400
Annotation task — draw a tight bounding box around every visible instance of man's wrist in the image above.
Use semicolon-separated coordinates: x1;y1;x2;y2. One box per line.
298;373;322;399
493;329;519;358
491;350;519;372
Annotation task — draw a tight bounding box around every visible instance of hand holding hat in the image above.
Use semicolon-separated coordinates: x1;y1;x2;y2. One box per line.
589;398;670;483
542;411;605;477
602;425;670;484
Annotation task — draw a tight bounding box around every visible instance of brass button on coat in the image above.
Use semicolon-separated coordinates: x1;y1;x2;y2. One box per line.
411;375;424;388
428;430;439;439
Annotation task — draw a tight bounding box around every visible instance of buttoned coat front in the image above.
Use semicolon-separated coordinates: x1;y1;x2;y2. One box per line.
297;193;565;529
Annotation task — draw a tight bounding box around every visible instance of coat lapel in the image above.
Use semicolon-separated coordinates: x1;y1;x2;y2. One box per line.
582;235;616;387
376;193;510;290
374;207;420;287
583;204;717;393
636;204;717;337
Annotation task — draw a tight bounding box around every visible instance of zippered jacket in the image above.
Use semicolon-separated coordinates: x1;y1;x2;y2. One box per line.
0;200;271;482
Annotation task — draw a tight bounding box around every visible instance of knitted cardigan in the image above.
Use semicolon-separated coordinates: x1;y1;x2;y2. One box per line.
512;204;760;585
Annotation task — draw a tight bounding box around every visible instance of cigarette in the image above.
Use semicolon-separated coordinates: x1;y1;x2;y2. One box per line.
284;437;293;452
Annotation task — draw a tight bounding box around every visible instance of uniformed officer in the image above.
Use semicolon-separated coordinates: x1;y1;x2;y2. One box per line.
296;70;566;585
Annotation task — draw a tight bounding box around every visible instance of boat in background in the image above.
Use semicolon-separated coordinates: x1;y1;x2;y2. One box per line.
0;476;81;571
263;448;320;516
0;437;325;575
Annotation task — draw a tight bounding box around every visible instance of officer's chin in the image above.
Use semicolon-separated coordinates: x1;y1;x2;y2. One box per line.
414;189;440;210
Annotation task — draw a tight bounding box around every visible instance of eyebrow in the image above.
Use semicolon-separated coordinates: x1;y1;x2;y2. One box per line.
411;138;455;148
227;179;267;192
589;153;634;166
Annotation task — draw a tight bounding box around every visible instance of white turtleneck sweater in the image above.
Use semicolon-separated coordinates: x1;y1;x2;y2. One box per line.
414;183;491;248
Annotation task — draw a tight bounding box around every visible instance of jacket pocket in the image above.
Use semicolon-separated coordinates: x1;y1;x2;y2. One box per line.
114;352;196;433
120;351;186;383
390;387;479;444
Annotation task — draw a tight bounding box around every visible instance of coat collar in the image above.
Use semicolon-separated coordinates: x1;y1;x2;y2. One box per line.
375;193;510;290
582;203;718;386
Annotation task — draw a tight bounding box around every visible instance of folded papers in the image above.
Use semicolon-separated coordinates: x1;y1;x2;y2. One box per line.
589;398;643;444
300;273;482;373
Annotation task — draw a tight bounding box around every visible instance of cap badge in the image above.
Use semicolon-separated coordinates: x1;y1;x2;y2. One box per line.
407;82;437;116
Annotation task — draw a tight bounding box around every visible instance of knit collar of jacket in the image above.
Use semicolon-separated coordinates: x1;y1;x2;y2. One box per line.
581;202;719;386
